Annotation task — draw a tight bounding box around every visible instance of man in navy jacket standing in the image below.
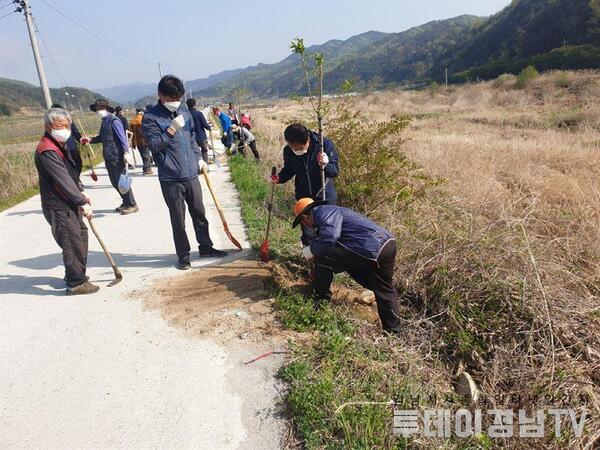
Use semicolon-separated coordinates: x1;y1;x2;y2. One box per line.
143;75;226;270
292;197;401;335
269;123;339;204
186;98;211;165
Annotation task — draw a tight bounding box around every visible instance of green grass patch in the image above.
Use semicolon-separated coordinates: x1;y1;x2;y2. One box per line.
229;155;460;449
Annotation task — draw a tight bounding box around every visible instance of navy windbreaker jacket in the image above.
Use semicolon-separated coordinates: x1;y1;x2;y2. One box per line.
308;205;394;261
278;131;339;203
189;108;211;143
142;102;201;182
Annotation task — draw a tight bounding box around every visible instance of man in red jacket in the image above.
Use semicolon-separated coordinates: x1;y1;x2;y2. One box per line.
35;107;99;295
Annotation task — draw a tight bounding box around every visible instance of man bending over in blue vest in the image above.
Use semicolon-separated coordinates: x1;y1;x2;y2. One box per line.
292;198;402;335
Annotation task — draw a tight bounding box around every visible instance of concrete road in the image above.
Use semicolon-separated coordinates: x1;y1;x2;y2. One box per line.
0;132;284;449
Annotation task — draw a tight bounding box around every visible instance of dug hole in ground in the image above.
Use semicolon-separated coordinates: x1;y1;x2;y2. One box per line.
0;125;291;449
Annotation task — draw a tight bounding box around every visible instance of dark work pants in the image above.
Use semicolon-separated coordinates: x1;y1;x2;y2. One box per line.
313;240;401;332
221;130;233;151
197;140;210;164
106;159;136;207
138;145;153;171
44;208;88;288
160;177;213;259
238;140;260;160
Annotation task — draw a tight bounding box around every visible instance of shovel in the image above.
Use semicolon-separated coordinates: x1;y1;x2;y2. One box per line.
85;150;98;182
260;166;277;262
201;167;242;250
86;216;122;286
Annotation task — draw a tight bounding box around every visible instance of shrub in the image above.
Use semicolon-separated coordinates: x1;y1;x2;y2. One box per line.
0;103;11;116
554;70;571;88
515;65;539;89
326;100;437;218
492;73;516;89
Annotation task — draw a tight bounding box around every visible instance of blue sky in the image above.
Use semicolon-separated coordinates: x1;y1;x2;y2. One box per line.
0;0;510;89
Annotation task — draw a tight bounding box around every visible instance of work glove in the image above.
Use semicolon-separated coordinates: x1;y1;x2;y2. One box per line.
317;152;329;168
268;173;279;184
170;115;185;132
198;159;208;174
80;137;90;145
81;190;92;205
302;246;314;261
123;151;135;166
222;131;228;138
81;204;93;219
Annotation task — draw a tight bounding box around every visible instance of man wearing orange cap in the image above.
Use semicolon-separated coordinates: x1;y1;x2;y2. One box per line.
292;198;402;335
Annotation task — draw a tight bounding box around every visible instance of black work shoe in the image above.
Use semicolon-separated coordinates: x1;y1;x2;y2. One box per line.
383;328;401;337
120;205;139;215
66;281;100;295
177;257;191;270
198;246;227;258
115;204;125;212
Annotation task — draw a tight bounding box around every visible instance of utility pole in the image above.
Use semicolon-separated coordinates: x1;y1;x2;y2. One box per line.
17;0;52;108
158;61;163;79
445;67;448;87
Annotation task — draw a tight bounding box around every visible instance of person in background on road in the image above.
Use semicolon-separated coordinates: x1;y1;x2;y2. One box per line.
212;107;234;153
83;99;138;215
115;106;130;132
143;75;227;270
186;98;211;165
292;198;401;335
129;108;153;175
241;112;252;130
269;123;339;204
228;102;238;125
51;103;85;178
232;124;260;161
35;108;98;295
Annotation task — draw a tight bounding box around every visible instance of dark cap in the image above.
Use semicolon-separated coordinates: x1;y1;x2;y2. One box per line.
89;98;114;113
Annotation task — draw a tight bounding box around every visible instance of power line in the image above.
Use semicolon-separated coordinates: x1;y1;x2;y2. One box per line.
0;9;16;19
39;0;154;67
33;18;69;88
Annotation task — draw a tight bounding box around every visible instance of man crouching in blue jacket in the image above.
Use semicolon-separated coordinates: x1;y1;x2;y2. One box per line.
142;75;227;270
292;198;402;335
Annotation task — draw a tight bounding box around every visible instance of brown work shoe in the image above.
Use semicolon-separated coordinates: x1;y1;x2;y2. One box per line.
120;205;139;215
66;281;100;295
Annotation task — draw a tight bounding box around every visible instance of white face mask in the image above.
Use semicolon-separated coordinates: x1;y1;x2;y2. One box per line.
51;128;71;143
97;109;108;118
163;101;181;112
292;148;308;156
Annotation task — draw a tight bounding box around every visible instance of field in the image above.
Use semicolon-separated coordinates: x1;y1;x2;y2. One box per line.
0;111;101;210
238;69;600;448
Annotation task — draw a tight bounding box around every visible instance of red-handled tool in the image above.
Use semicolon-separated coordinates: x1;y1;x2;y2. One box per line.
259;166;277;262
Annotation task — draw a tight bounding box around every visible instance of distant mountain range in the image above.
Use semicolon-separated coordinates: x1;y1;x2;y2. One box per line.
0;77;106;116
2;0;599;113
94;68;250;106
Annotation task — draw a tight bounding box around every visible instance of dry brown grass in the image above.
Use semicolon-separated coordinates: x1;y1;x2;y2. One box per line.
247;70;600;448
0;112;101;210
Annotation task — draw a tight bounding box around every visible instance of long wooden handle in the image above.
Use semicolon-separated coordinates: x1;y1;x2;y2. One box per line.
201;168;242;250
86;217;122;280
